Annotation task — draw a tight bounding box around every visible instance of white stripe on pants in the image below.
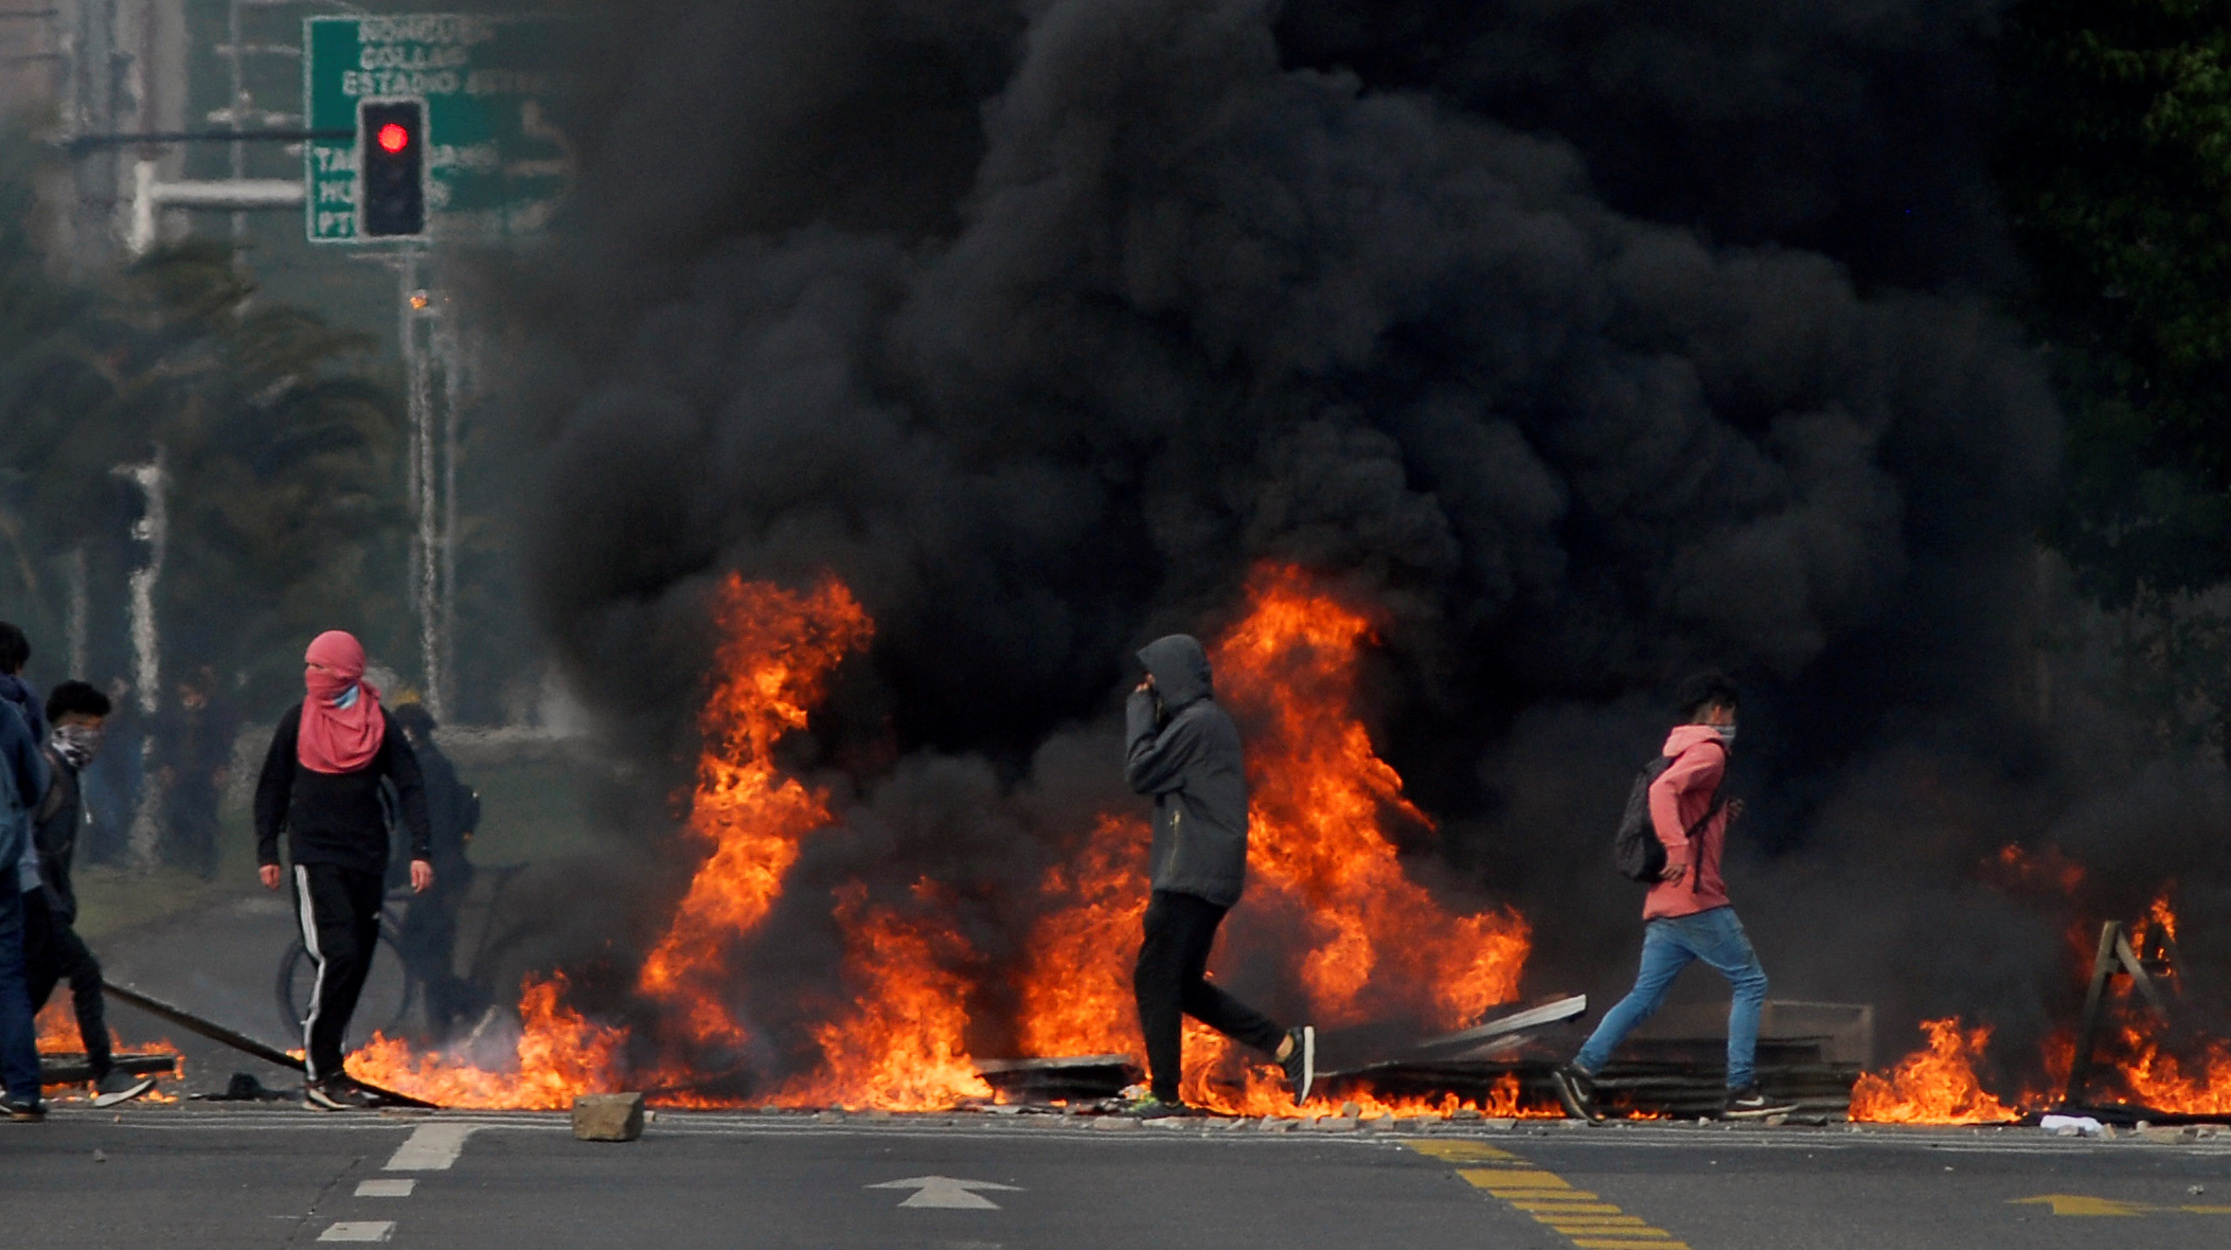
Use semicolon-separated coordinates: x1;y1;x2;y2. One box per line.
293;864;331;1082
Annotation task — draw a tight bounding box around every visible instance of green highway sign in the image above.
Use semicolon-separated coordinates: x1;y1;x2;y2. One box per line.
303;13;572;245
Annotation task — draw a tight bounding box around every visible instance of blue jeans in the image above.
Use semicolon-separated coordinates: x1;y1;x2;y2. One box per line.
1574;906;1769;1089
0;873;40;1100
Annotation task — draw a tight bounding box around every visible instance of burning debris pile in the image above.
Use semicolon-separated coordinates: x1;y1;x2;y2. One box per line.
326;563;2231;1122
343;566;1542;1115
33;1000;178;1101
1855;887;2231;1125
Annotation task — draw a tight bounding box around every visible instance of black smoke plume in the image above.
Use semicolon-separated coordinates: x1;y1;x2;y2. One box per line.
483;0;2229;1081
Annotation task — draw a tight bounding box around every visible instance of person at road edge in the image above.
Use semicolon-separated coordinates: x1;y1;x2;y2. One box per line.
0;621;50;1121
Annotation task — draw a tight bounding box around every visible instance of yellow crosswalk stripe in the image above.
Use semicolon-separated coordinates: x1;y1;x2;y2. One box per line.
1401;1139;1687;1250
1403;1139;1521;1163
1460;1168;1572;1189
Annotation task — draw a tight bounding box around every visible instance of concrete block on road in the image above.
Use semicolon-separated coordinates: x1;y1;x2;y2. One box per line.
572;1092;646;1142
2140;1123;2223;1142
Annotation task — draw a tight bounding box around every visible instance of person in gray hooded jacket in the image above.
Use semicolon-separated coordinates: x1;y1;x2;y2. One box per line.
1125;634;1314;1116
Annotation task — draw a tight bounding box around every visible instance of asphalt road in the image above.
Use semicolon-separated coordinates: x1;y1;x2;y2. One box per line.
5;1109;2229;1249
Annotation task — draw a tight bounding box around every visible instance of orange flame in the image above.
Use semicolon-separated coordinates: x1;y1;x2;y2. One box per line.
348;573;874;1106
1213;564;1529;1029
34;999;182;1098
1850;1017;2016;1124
33;999;81;1053
1982;843;2085;898
1016;814;1151;1060
775;882;993;1110
639;573;875;1047
349;974;628;1110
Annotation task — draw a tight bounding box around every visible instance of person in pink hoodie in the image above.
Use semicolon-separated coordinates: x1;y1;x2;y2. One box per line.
1550;672;1795;1121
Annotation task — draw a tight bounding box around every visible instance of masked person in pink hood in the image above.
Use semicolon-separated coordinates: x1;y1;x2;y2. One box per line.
253;631;431;1110
1551;671;1796;1122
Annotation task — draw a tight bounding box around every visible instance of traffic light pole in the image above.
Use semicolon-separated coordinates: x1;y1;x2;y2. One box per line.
395;248;449;721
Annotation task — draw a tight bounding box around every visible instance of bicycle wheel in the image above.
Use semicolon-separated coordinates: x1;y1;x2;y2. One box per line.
275;929;419;1048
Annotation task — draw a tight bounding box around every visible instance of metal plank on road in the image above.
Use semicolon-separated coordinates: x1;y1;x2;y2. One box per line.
303;12;575;245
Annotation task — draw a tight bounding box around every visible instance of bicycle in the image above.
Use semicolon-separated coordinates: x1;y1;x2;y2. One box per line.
274;862;534;1047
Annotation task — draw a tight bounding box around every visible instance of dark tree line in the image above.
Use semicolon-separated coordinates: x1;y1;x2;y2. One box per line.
2002;0;2231;602
0;132;410;871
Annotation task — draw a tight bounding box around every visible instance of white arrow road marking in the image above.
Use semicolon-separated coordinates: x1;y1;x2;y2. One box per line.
318;1222;396;1242
385;1123;478;1171
868;1176;1024;1210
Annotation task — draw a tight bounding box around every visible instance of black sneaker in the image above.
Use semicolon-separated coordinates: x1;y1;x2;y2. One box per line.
3;1095;47;1122
1721;1085;1798;1120
1549;1063;1601;1122
305;1077;380;1111
1125;1096;1198;1121
1281;1025;1316;1105
92;1070;158;1108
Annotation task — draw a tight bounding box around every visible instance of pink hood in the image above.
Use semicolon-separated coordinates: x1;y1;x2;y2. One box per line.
1642;724;1731;921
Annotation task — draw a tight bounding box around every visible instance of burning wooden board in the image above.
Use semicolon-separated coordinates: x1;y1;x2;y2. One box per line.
1316;994;1590;1076
973;1054;1141;1103
37;1052;178;1086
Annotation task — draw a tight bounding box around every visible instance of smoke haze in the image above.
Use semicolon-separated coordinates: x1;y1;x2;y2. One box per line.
485;0;2230;1077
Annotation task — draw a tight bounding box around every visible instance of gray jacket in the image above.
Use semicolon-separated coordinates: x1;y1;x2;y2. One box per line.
1125;634;1249;908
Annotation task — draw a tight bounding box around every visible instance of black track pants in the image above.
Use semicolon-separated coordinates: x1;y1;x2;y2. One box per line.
22;889;111;1081
1133;889;1285;1102
292;863;384;1082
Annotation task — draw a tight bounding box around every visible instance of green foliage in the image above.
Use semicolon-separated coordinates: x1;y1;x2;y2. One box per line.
2003;0;2231;600
0;129;407;710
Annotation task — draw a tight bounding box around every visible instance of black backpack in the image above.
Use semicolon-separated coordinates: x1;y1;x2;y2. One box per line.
1612;749;1724;886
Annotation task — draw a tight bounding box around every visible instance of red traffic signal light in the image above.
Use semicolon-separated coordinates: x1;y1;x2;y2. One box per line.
360;100;426;238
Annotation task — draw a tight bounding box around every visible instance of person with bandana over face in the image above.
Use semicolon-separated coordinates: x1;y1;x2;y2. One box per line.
1550;670;1796;1122
253;631;432;1110
22;681;155;1106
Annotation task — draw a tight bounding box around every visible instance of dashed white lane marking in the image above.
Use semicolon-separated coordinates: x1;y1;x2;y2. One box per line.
318;1222;396;1242
355;1179;416;1197
385;1123;479;1171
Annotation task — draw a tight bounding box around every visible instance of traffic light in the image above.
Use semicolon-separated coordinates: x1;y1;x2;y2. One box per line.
360;100;426;238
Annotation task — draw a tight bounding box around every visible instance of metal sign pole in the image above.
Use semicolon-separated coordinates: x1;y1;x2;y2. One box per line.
398;249;445;718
